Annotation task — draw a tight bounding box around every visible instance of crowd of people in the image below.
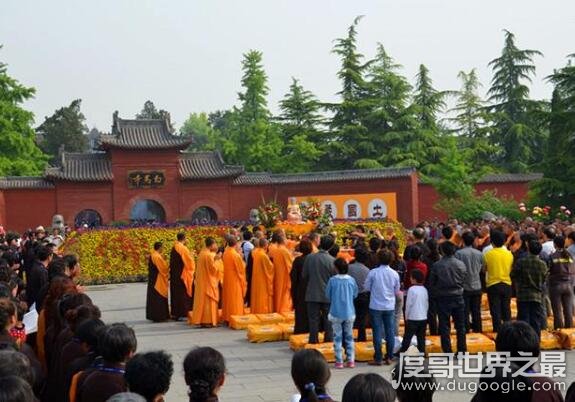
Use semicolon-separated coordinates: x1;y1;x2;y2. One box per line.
0;218;575;401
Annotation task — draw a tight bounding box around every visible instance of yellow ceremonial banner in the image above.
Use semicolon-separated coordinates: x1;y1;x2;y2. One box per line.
293;193;397;221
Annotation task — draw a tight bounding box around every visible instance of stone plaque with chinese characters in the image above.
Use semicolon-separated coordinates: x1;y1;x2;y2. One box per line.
127;171;166;189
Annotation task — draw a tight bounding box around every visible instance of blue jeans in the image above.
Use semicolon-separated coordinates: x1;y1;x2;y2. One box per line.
329;315;355;363
370;308;395;361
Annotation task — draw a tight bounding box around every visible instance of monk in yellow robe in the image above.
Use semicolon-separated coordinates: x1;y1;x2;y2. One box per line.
147;241;170;322
191;237;220;327
222;237;247;322
169;232;196;320
250;238;274;314
269;235;294;313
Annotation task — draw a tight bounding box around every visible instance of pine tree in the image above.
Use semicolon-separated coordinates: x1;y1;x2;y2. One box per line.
413;64;447;130
0;47;49;175
37;99;89;161
223;50;281;172
324;16;370;169
135;100;165;119
276;78;324;172
533;55;575;206
487;30;544;172
385;64;447;174
361;45;416;168
449;69;498;169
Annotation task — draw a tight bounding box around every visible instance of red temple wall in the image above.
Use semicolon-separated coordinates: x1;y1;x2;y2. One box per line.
228;185;275;221
417;182;532;223
0;172;534;231
272;174;418;227
54;182;114;225
3;189;56;232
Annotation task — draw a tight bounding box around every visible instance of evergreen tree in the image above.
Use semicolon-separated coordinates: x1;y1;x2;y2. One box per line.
533;55;575;206
361;45;416;168
381;64;447;174
449;69;498;169
413;64;447;130
0;47;49;175
325;16;370;169
222;50;282;172
135;100;165;119
487;30;544;172
37;99;89;161
276;78;324;172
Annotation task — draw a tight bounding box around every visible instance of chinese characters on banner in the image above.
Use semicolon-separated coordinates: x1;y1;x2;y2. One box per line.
292;193;397;220
127;171;166;189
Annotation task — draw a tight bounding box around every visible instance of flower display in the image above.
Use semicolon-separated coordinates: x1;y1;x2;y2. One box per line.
61;221;407;285
300;198;322;222
258;201;283;228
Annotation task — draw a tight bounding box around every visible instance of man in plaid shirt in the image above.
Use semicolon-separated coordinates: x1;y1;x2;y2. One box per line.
510;240;548;339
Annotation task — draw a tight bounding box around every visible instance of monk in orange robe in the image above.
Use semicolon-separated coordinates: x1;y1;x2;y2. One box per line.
191;237;220;327
169;232;196;320
269;235;294;313
146;241;170;322
250;238;274;314
222;237;247;322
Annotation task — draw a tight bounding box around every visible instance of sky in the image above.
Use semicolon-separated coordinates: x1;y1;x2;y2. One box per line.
1;0;574;131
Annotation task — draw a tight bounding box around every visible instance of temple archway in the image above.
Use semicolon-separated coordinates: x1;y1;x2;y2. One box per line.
74;209;103;228
191;206;218;224
130;199;166;223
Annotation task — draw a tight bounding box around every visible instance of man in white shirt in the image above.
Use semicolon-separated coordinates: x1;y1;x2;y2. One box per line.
540;226;556;262
364;250;400;365
398;269;428;354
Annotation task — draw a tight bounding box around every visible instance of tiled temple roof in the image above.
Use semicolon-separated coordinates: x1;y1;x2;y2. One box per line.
179;152;244;180
44;152;113;182
478;173;543;183
232;167;416;185
99;111;192;150
0;177;54;189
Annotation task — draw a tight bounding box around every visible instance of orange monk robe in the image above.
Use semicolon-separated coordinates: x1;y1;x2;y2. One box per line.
250;248;274;314
215;259;224;286
151;250;169;298
268;242;279;256
191;248;219;326
286;239;298;251
222;247;247;321
173;242;195;297
270;245;294;313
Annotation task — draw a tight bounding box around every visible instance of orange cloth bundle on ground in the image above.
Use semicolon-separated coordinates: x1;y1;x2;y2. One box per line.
540;330;562;350
426;334;495;354
304;343;335;362
280;311;295;323
256;313;286;325
556;328;575;349
355;342;384;362
425;336;443;354
247;324;284;343
278;322;295;340
290;333;324;350
229;314;261;330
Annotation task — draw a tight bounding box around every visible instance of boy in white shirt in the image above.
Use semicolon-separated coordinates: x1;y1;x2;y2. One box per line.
398;269;429;353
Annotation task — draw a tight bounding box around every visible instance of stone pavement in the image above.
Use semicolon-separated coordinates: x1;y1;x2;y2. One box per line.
87;283;575;402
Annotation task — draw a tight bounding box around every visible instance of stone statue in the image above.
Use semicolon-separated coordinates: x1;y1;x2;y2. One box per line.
286;197;303;224
249;209;260;225
51;214;65;230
